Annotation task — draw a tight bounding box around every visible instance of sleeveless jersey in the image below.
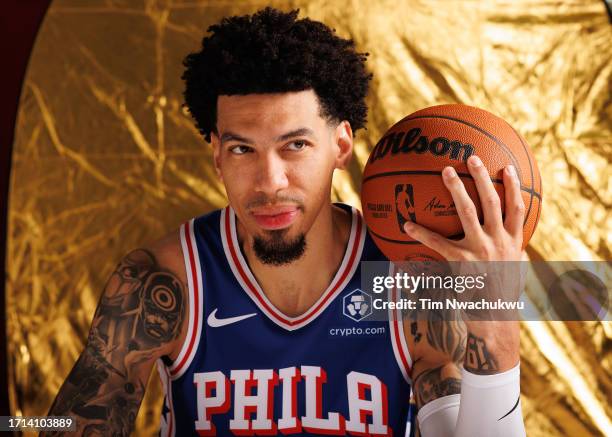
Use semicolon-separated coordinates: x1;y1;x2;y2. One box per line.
156;203;415;436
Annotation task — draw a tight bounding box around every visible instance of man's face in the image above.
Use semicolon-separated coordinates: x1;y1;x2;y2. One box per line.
211;89;352;265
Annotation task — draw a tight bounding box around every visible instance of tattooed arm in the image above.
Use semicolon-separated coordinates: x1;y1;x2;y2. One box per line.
462;321;519;374
407;314;519;399
405;290;523;436
405;290;466;410
408;297;521;403
42;238;187;436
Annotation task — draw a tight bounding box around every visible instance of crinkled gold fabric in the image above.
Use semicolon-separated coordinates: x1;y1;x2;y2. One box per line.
7;0;611;435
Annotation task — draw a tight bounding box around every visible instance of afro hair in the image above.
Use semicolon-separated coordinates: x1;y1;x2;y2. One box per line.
182;7;372;142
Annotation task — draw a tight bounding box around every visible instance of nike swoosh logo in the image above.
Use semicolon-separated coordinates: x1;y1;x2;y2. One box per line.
207;308;257;328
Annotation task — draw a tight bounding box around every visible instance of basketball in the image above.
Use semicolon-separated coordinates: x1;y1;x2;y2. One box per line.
361;104;542;261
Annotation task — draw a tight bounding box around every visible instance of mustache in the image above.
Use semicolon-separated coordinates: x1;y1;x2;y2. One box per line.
246;194;305;210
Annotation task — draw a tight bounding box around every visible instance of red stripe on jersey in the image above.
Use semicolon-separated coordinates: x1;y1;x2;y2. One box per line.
391;286;412;378
225;207;363;328
170;221;200;377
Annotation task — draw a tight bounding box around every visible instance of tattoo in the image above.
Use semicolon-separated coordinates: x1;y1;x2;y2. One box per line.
402;279;467;362
426;319;466;363
43;249;185;436
413;365;462;406
410;322;422;343
421;287;467;363
465;333;499;374
406;280;467;409
396;263;467;409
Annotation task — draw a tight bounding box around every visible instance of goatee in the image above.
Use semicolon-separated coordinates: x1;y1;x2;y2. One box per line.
253;230;306;265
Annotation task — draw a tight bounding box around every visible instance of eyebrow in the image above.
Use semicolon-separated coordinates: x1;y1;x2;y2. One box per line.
274;128;316;142
220;132;253;144
219;127;316;145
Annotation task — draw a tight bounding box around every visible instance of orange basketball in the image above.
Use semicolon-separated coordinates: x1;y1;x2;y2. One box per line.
361;104;542;261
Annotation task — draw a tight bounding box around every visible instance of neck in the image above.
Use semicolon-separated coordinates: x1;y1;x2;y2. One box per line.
236;203;352;317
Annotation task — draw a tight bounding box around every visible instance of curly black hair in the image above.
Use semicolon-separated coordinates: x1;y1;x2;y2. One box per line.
182;7;372;142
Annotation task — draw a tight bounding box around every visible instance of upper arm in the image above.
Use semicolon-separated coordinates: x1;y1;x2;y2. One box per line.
45;234;188;436
404;299;467;409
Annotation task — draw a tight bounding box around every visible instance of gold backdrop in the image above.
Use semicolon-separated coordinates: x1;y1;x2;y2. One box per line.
7;0;611;435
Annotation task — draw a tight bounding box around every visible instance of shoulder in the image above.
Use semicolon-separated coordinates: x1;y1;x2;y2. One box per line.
138;209;223;358
114;227;187;293
143;207;222;278
146;227;185;276
123;226;189;361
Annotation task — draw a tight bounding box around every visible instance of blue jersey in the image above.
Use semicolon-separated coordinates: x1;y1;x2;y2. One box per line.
157;204;415;436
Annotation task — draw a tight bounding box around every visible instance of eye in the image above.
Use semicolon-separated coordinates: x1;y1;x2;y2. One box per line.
121;266;138;278
229;145;252;155
286;140;308;151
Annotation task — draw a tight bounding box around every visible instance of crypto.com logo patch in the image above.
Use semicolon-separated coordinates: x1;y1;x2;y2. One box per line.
343;289;373;322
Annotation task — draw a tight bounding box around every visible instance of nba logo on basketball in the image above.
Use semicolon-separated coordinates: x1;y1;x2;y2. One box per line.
395;183;416;233
343;289;372;321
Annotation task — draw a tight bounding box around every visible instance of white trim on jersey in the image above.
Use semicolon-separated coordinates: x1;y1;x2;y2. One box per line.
220;205;366;331
169;219;204;380
388;263;413;384
157;359;176;437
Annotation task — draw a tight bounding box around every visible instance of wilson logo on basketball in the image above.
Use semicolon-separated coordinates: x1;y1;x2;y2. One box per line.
367;127;475;164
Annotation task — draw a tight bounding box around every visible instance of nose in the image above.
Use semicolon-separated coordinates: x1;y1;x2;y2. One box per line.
254;151;289;197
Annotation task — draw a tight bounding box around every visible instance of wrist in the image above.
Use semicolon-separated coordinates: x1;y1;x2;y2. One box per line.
461;361;520;382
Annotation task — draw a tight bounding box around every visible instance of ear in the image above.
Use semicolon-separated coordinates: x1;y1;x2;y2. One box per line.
333;120;354;170
210;132;224;182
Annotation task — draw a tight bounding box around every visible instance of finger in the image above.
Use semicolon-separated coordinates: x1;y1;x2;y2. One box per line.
441;166;484;239
467;155;503;233
403;220;460;260
503;165;525;241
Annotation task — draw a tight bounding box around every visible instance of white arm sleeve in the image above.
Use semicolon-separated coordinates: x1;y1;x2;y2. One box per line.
417;363;526;437
416;394;461;436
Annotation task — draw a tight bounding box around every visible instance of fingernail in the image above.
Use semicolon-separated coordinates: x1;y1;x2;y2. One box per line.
469;156;482;167
404;221;414;233
443;167;457;178
506;165;516;177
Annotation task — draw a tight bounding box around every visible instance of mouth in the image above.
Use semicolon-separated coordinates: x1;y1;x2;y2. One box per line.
145;322;166;339
250;206;300;230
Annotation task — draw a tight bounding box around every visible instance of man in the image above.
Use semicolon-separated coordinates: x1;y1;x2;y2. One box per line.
45;7;526;436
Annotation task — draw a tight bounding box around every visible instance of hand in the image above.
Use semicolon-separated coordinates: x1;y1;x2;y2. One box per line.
403;155;526;373
402;155;527;313
403;155;524;262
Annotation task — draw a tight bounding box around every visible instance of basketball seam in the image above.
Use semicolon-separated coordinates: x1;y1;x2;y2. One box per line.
368;228;465;245
362;170;542;200
531;196;542;243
